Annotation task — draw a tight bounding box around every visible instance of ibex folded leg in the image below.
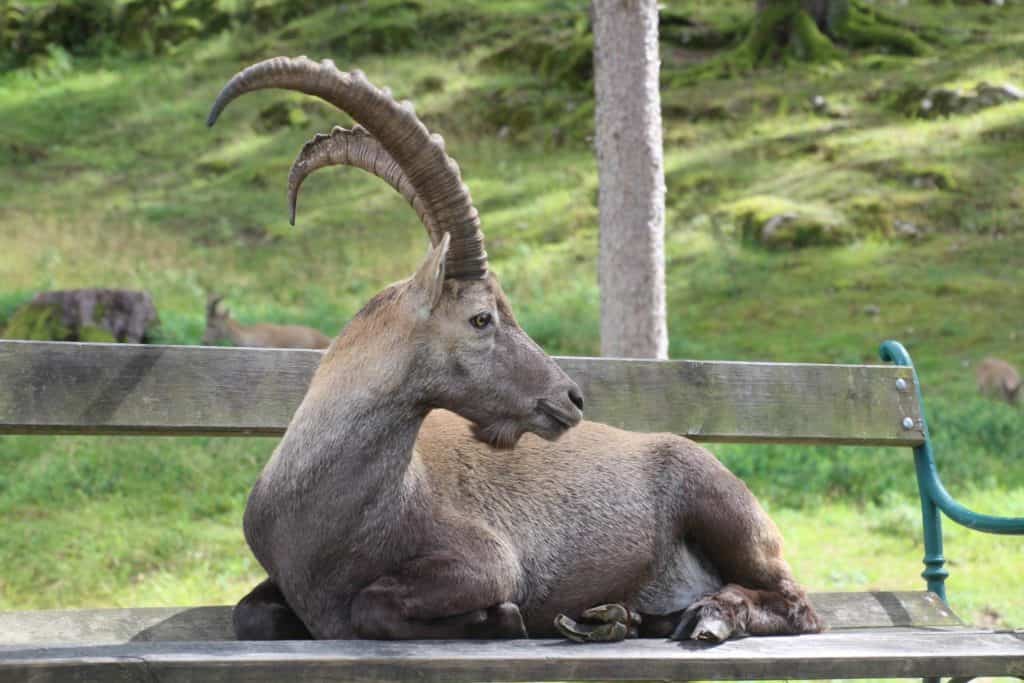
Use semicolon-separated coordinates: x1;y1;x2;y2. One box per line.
352;579;526;639
671;583;822;643
233;578;313;640
351;550;527;639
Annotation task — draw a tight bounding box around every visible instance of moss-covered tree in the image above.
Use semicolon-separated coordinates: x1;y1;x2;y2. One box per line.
734;0;930;67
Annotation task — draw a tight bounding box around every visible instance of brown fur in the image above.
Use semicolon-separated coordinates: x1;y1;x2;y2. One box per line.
203;295;331;349
209;57;818;643
976;357;1021;405
234;240;821;642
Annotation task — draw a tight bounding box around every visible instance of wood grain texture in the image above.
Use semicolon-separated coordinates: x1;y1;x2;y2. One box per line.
1;630;1022;682
0;593;963;645
811;591;963;630
0;341;924;445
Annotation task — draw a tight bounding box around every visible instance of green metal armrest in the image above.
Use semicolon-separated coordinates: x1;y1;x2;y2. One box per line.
880;340;1024;603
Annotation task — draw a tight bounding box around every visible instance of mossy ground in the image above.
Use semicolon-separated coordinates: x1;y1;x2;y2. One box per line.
2;303;71;340
1;0;1022;634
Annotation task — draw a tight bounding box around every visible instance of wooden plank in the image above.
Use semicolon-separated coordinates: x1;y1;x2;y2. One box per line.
0;341;321;438
0;340;924;445
811;591;963;630
560;356;924;445
1;629;1022;682
0;593;963;646
0;606;235;645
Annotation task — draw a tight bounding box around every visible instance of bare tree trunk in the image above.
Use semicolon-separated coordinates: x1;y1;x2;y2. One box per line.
592;0;667;360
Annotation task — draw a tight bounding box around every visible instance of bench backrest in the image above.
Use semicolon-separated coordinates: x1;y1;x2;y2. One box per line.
0;340;924;446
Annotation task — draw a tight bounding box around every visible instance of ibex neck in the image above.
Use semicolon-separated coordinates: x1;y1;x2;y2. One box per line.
250;344;426;542
271;388;422;496
242;321;431;596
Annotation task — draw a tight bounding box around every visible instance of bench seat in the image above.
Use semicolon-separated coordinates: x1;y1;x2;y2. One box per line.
2;625;1023;681
4;592;1023;681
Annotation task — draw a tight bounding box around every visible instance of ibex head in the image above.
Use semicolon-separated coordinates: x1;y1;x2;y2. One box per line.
208;57;583;447
1006;377;1021;405
203;293;230;346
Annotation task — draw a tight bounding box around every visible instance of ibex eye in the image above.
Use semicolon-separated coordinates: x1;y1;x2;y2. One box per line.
470;312;492;329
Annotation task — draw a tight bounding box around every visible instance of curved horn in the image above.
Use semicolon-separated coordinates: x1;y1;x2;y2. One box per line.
288;125;437;238
208;56;487;279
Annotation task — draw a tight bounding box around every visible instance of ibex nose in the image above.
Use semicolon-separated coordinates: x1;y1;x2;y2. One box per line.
568;387;584;411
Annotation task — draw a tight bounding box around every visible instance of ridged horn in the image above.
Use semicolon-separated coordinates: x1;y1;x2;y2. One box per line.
207;56;487;279
288;125;437;239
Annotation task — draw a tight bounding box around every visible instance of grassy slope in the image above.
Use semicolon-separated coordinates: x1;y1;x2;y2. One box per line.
1;0;1022;629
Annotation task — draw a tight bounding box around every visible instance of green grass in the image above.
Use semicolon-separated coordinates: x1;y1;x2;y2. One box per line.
774;488;1024;629
1;0;1023;634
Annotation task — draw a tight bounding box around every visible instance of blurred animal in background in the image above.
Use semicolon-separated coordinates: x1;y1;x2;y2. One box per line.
976;357;1021;405
203;294;331;349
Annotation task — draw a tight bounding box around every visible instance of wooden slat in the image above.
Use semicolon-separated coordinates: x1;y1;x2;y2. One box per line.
0;593;963;646
811;591;963;630
0;340;924;445
0;341;320;438
0;606;235;645
2;630;1023;682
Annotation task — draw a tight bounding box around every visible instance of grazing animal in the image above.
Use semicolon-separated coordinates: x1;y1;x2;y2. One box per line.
976;357;1021;405
208;56;821;643
203;294;331;349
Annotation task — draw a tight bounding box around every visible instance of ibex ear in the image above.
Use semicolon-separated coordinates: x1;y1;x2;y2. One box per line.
206;293;223;317
412;232;450;312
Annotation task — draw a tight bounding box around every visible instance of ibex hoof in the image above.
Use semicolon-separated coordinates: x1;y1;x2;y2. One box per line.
691;615;732;642
554;603;640;643
672;601;735;643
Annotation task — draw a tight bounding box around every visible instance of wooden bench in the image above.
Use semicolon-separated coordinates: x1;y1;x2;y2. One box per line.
1;338;1022;681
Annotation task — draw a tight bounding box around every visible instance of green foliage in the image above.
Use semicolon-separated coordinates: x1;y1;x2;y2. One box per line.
0;433;270;609
479;10;593;91
2;0;231;66
744;0;841;65
716;395;1024;510
77;325;117;342
674;0;933;81
448;79;594;145
2;302;71;340
836;1;932;56
3;301;120;342
0;291;32;334
724;194;852;249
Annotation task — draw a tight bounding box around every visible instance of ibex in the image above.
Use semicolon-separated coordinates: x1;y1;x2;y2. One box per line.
203;294;331;349
208;56;822;643
977;357;1021;405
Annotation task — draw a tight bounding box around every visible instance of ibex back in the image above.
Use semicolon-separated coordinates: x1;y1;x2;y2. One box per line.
207;56;821;642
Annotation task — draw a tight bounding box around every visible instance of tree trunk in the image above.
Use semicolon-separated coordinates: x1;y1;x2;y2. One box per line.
758;0;841;31
592;0;668;360
750;0;928;60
